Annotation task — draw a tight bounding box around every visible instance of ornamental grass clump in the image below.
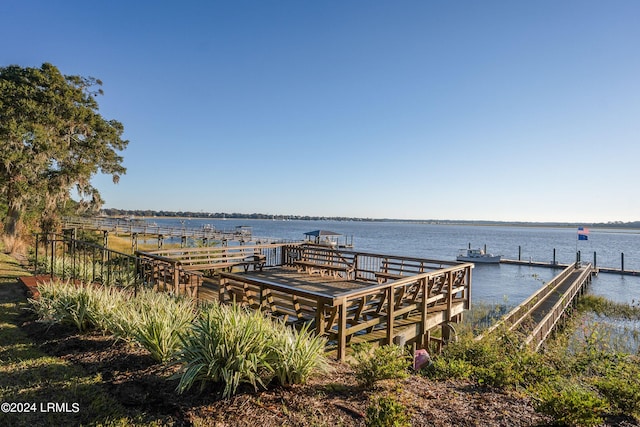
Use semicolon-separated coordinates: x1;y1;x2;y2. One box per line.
126;288;196;363
270;322;329;386
29;279;100;332
175;303;329;398
29;279;61;323
30;279;196;363
176;303;277;398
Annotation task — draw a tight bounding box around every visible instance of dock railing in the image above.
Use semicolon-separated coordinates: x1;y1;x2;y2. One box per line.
215;244;472;360
524;263;593;350
475;262;580;340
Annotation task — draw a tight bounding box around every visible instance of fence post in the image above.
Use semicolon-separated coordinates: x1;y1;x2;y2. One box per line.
34;234;39;275
518;246;521;261
621;253;625;272
50;235;55;278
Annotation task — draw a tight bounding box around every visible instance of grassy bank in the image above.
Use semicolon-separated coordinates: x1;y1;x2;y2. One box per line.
0;250;166;426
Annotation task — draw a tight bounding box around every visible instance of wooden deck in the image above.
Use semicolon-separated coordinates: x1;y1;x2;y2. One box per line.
200;253;472;361
44;241;473;361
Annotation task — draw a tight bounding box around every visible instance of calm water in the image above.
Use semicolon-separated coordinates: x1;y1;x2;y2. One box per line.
150;218;640;309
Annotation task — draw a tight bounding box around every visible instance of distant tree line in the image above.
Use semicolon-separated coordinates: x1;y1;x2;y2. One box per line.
100;209;378;222
99;209;640;228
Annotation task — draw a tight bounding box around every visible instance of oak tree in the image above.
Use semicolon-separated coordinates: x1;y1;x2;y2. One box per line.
0;63;127;251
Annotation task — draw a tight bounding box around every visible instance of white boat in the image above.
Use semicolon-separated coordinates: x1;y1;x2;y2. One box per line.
456;248;502;264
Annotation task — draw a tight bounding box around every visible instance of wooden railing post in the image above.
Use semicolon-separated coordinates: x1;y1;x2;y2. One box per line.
337;301;347;361
173;262;180;294
386;285;395;345
420;277;428;348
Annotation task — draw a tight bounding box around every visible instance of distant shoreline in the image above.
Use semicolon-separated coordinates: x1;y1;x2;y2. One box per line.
101;210;640;231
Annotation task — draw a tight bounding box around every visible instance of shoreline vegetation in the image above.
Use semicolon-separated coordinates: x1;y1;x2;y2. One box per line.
100;209;640;230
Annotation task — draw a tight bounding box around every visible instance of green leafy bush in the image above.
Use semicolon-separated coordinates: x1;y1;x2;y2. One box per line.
365;395;411;427
423;356;473;380
30;279;99;332
30;279;195;362
533;378;608;427
351;343;410;388
423;328;549;388
593;357;640;420
126;289;196;362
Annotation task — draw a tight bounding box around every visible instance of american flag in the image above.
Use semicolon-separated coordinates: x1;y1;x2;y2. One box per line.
578;227;589;240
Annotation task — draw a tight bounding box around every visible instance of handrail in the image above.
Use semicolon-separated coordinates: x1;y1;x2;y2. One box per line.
475;262;578;340
525;264;592;350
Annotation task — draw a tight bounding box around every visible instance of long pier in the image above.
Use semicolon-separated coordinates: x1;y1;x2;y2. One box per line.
478;262;593;350
63;216;255;249
500;258;640;276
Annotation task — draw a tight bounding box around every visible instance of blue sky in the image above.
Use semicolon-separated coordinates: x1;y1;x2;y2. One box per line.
3;1;639;222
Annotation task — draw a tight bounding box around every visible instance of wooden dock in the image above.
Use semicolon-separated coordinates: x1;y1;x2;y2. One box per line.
500;258;640;276
63;216;256;249
477;262;593;350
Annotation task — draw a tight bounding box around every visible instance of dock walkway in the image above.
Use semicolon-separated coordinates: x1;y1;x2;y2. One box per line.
478;262;593;350
63;216;254;248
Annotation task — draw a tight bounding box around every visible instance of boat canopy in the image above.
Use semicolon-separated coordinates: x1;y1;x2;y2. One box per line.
304;230;342;237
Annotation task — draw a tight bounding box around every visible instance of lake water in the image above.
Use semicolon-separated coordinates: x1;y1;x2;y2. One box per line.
149;218;640;309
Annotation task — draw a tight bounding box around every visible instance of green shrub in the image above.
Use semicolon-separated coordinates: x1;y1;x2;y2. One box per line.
30;279;195;362
422;328;548;388
351;343;410;388
28;279;61;323
533;378;608;427
184;303;278;397
424;357;473;380
365;395;411;427
87;285;130;334
30;279;99;332
593;357;640;420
